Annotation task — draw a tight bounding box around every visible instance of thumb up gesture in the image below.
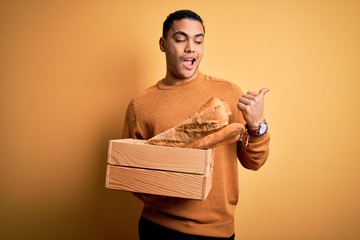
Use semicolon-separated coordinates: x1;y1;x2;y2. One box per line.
237;88;270;129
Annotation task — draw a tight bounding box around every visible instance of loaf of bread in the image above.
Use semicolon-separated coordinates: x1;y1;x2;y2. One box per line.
145;97;231;147
145;97;245;149
184;123;245;149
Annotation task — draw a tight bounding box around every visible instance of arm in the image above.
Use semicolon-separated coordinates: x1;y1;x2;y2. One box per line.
237;132;270;170
122;100;142;139
237;88;270;170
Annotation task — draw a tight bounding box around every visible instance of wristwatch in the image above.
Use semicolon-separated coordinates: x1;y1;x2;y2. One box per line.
246;120;268;137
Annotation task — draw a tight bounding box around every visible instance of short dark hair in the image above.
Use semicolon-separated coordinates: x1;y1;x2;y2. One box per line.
162;10;205;38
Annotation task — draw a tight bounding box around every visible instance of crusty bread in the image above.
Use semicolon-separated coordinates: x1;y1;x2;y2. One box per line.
184;123;245;149
145;97;231;147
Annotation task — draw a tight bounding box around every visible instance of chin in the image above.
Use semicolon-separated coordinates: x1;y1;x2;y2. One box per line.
179;69;198;80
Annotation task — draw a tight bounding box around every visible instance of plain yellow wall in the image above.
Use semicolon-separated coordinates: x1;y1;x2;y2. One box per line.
1;0;359;239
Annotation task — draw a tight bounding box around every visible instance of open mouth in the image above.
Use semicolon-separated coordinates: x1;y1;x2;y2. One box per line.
183;58;196;68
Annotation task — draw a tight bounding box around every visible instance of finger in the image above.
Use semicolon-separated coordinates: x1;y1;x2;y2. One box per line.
259;88;270;97
242;93;257;100
237;102;252;113
238;97;252;105
237;102;246;111
246;91;258;96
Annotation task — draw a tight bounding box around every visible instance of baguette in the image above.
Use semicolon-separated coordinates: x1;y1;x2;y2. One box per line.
145;97;231;147
184;123;245;149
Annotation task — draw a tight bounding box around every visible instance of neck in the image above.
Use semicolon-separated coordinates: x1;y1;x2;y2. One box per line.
163;72;200;86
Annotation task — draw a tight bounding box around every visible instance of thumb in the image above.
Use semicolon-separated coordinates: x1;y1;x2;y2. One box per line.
259;88;270;97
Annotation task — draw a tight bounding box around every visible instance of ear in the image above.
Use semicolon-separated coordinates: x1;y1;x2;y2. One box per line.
159;37;166;52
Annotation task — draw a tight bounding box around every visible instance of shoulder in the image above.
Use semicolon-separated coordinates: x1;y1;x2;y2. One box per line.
130;82;159;104
203;74;240;86
202;74;243;95
126;81;163;117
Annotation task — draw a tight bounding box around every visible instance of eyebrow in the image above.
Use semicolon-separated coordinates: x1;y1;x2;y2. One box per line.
173;31;204;38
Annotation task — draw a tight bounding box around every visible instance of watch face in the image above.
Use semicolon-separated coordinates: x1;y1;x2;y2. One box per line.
259;123;267;134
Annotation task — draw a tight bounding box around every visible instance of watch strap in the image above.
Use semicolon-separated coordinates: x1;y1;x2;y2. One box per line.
245;120;268;137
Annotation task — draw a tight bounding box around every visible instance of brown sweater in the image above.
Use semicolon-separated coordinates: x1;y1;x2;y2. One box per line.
122;73;270;238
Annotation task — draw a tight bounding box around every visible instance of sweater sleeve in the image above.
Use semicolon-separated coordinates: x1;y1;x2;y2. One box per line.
237;132;270;171
122;100;144;140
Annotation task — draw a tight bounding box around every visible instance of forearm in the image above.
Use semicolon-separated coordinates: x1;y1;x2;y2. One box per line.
237;132;270;170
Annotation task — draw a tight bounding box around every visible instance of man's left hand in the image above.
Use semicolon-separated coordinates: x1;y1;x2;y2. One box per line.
237;88;270;128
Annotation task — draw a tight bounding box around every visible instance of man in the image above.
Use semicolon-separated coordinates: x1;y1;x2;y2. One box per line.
123;10;270;240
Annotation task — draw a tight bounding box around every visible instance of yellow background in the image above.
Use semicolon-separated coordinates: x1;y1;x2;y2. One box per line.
1;0;359;239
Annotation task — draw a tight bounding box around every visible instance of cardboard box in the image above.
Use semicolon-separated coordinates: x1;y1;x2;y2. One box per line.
105;139;214;200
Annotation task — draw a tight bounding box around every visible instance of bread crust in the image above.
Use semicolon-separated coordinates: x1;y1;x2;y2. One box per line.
184;123;245;149
145;97;245;149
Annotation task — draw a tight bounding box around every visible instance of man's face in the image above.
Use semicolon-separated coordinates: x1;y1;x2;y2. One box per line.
160;19;204;82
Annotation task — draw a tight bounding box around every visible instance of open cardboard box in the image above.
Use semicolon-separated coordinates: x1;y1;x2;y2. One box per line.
105;139;214;200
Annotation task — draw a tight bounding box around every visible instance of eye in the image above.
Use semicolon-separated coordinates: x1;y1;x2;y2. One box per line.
175;39;185;43
194;37;204;45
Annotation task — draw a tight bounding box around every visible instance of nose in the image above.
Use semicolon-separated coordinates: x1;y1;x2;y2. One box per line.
185;41;195;53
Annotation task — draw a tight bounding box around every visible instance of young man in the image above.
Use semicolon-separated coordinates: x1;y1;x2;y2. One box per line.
123;10;270;240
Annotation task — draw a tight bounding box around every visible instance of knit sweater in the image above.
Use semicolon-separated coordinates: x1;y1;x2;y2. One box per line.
122;73;270;238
